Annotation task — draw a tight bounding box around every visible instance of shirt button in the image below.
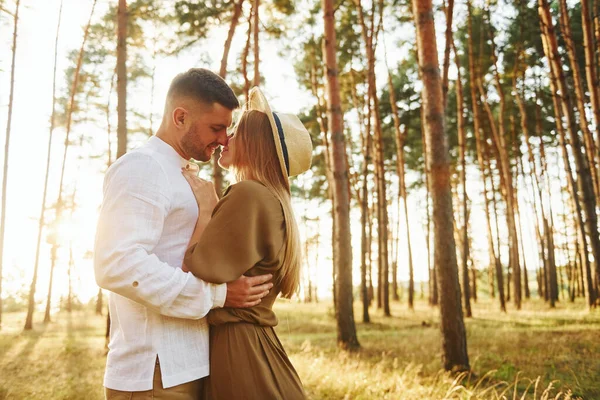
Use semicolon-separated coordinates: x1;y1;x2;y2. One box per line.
132;281;139;287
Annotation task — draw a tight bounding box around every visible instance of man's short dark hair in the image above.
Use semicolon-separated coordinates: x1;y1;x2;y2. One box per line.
167;68;239;110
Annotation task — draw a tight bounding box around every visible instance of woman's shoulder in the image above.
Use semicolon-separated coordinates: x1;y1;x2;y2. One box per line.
223;180;281;210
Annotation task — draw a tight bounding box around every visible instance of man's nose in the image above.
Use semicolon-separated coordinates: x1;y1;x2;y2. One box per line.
217;132;229;146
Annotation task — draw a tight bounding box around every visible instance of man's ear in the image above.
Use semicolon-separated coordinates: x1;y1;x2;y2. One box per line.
172;107;188;129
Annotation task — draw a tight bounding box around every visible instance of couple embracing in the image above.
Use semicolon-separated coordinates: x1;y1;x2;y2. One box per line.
94;68;311;399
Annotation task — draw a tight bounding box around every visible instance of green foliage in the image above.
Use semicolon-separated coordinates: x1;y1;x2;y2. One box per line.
174;0;232;38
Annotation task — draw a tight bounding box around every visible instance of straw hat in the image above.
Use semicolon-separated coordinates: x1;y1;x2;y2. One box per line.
246;87;312;183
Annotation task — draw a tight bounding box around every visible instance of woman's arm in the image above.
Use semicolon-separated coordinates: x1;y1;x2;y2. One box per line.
183;181;284;284
181;170;219;272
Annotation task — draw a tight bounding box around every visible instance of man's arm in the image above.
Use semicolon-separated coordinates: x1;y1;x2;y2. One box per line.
94;152;226;319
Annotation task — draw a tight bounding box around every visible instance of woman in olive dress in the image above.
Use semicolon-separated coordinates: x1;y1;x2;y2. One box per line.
182;87;312;400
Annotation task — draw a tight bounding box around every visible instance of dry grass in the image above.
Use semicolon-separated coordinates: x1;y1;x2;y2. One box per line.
0;297;597;399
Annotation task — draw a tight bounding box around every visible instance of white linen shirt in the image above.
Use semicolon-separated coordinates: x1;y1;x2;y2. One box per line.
94;135;227;391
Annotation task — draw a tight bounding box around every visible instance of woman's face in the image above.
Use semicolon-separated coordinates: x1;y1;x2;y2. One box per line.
218;132;236;170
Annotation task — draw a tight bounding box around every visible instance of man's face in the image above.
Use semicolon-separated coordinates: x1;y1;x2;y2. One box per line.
180;102;233;162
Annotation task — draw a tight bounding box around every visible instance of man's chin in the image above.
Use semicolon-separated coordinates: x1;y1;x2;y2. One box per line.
192;152;212;162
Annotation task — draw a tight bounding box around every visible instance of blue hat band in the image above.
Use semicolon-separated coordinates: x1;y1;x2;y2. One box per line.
272;112;290;175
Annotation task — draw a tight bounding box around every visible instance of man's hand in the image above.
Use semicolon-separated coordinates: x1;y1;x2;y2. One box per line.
224;274;274;308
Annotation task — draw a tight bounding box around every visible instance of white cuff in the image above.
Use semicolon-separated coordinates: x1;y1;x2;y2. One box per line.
211;283;227;309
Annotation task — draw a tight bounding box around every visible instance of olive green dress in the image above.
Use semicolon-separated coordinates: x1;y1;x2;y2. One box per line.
184;180;306;400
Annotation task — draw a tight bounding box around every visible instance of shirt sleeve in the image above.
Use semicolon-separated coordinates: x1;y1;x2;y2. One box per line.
94;152;226;320
184;181;285;284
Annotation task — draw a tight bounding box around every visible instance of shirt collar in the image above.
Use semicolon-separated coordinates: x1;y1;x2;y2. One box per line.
148;136;189;168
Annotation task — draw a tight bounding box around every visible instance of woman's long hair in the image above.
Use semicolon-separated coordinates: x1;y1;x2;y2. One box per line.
230;110;301;298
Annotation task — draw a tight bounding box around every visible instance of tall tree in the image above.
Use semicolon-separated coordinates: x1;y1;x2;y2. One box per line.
387;70;415;309
24;1;63;331
252;0;260;86
412;0;469;370
0;0;20;329
581;0;600;160
453;39;471;318
354;0;391;316
213;0;244;197
466;0;505;312
44;0;98;323
557;0;599;200
478;5;521;308
117;0;128;158
538;0;600;297
322;0;359;351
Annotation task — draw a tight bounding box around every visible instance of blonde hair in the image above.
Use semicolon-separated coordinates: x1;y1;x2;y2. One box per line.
230;110;301;298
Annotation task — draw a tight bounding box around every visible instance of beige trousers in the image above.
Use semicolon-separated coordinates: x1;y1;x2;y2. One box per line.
105;360;203;400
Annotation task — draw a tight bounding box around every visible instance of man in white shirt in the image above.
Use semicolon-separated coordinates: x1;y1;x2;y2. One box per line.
95;68;273;399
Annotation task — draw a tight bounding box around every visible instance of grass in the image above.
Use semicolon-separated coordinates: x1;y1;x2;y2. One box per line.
0;298;598;399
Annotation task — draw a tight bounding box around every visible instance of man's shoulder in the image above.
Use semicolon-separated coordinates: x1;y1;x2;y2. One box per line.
107;147;163;175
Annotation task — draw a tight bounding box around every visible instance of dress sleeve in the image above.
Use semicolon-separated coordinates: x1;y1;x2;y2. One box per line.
184;181;285;284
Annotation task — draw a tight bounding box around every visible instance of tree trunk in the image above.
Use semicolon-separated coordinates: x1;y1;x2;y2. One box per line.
581;0;600;166
537;124;559;305
387;70;415;309
441;0;454;107
355;0;390;317
242;13;252;103
0;0;20;329
212;0;244;197
558;0;600;201
452;38;471;318
478;16;521;308
487;143;508;302
25;0;62;331
252;0;260;86
539;0;600;304
43;245;57;323
514;151;531;300
107;70;116;168
351;65;371;321
117;0;127;158
467;0;504;312
96;288;103;315
44;0;97;324
412;0;469;371
322;0;359;350
421;78;436;307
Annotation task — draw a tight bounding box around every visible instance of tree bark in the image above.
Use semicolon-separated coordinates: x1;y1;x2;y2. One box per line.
539;0;600;303
441;0;454;108
352;69;371;323
242;13;252;103
25;0;62;331
252;0;260;86
117;0;127;158
558;0;600;201
387;70;415;309
537;119;558;305
581;0;600;166
355;0;390;317
44;0;97;323
212;0;244;197
43;245;57;323
413;0;469;371
322;0;359;350
0;0;20;329
452;39;471;318
467;0;504;312
478;14;521;308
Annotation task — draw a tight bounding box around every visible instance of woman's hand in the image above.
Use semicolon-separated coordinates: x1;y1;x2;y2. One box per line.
182;169;219;270
181;168;219;220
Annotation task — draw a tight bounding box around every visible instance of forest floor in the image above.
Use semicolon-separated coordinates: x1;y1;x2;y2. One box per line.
0;298;598;399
